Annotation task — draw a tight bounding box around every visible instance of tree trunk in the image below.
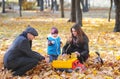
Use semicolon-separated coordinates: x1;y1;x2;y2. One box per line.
19;0;22;17
40;0;44;11
51;0;53;10
48;0;50;7
84;0;89;12
45;0;48;9
81;0;89;12
80;0;85;11
2;0;5;13
52;0;58;11
113;0;120;32
68;0;83;25
37;0;40;6
60;0;64;18
69;0;76;22
76;0;82;26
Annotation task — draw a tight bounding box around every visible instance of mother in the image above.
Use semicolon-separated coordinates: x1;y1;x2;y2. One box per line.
62;23;89;63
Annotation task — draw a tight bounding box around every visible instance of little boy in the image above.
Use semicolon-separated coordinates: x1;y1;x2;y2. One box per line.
47;27;62;62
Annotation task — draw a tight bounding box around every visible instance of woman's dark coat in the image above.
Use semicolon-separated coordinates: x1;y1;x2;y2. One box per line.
62;36;89;63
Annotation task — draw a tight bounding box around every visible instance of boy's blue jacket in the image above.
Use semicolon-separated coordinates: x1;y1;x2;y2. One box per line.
47;35;61;56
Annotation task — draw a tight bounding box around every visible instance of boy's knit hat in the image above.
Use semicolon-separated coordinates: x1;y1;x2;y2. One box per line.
25;25;38;36
51;27;58;34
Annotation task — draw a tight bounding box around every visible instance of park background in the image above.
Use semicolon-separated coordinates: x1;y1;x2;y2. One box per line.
0;0;120;79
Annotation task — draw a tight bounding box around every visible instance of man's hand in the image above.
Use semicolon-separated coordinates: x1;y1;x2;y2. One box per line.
40;56;45;61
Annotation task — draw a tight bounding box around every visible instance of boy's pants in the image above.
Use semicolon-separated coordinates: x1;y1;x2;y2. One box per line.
49;55;58;62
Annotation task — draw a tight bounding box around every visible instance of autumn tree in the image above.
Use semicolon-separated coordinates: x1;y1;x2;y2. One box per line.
2;0;5;13
51;0;58;11
68;0;82;26
81;0;89;12
113;0;120;32
60;0;64;18
37;0;40;6
19;0;22;17
44;0;50;8
40;0;44;11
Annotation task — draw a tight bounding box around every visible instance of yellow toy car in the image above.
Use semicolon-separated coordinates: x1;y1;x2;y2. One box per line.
52;54;85;70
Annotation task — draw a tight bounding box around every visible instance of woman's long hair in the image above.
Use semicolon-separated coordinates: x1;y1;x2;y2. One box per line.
70;23;89;44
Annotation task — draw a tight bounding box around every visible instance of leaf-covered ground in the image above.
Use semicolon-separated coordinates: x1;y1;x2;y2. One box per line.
0;11;120;79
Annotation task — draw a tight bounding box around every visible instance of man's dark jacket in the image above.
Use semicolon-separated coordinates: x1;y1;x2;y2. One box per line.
4;32;44;69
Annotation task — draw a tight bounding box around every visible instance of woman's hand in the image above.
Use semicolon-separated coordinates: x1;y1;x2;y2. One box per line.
75;51;80;57
62;54;67;57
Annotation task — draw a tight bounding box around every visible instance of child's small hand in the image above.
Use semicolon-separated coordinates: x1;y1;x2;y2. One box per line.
48;41;54;45
51;41;55;44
